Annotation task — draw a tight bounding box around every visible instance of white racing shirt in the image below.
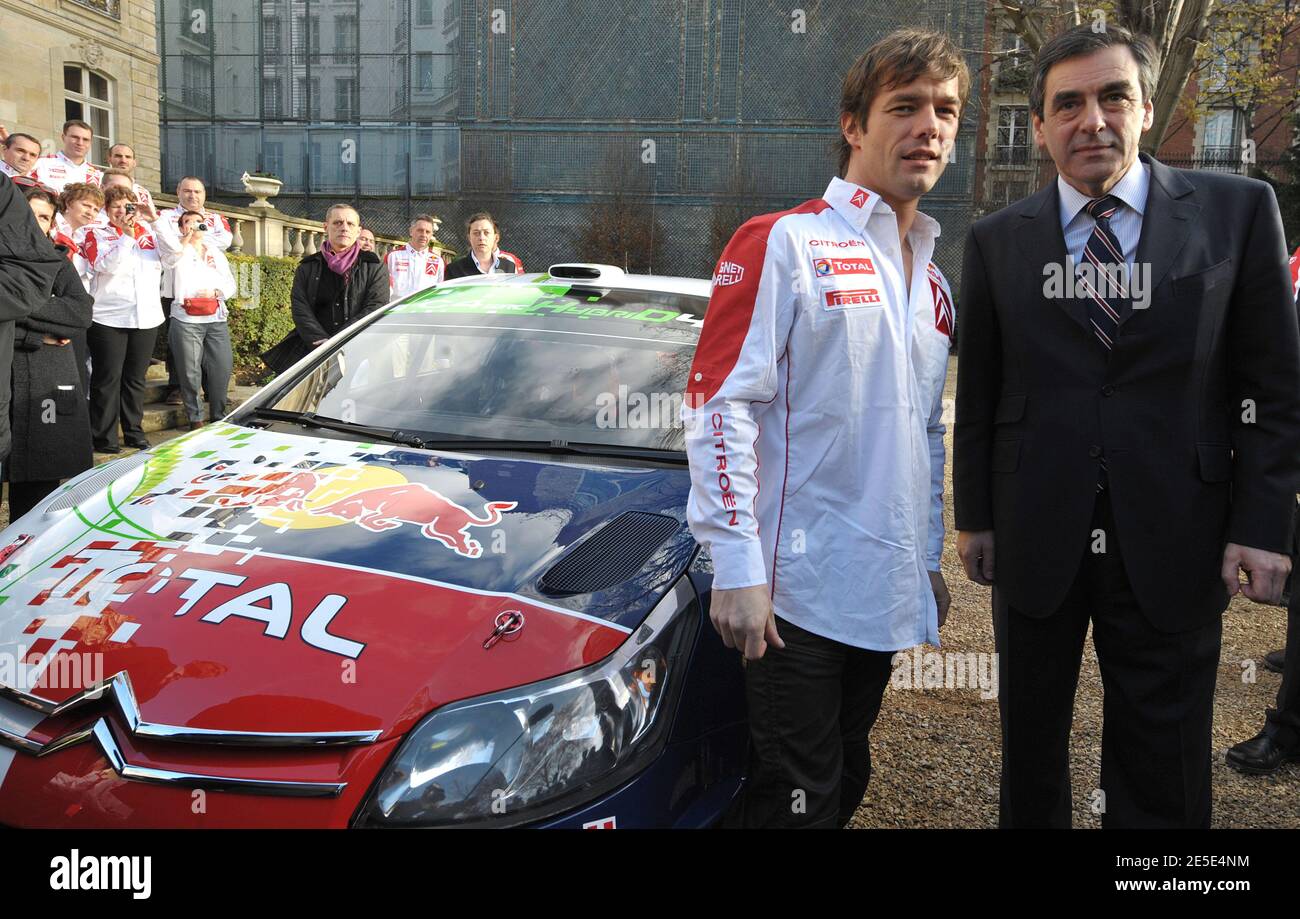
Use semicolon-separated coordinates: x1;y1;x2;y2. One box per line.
77;222;165;329
31;151;103;192
683;177;953;651
154;205;233;299
386;243;444;298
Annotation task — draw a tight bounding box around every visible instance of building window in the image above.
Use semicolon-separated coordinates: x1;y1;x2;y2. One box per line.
67;0;120;20
416;0;434;26
995;105;1031;166
416;53;434;92
264;18;282;54
63;64;114;165
295;77;320;120
264;79;282;117
1202;107;1245;172
334;15;357;64
417;130;434;159
335;78;357;120
264;141;283;177
996;28;1029;90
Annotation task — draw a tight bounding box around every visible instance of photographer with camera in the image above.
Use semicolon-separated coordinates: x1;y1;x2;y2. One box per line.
155;176;231;404
78;184;164;453
156;210;236;431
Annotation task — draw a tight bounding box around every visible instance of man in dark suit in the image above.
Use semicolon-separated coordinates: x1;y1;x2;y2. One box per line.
954;25;1300;828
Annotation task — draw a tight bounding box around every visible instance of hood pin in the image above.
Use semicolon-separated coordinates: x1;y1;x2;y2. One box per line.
483;610;525;649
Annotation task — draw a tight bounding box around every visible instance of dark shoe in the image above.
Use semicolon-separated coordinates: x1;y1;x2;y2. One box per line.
188;420;205;432
123;435;150;450
1264;648;1286;674
94;442;121;455
1225;732;1300;776
165;387;183;405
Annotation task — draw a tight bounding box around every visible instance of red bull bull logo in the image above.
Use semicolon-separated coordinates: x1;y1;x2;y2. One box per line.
308;484;516;558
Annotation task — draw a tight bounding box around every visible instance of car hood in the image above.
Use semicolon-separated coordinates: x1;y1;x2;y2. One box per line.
0;423;694;742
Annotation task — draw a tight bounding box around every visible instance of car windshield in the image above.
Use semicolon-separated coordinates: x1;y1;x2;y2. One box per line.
261;280;706;452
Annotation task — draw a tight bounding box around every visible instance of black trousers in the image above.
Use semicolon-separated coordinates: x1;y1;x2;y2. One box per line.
1264;579;1300;748
88;323;159;449
994;492;1222;828
740;616;895;828
160;301;177;389
7;480;61;521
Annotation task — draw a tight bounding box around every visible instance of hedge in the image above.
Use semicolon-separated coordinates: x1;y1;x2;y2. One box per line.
225;254;300;383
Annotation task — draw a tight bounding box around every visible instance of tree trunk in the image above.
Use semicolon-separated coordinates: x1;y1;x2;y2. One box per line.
1144;0;1218;154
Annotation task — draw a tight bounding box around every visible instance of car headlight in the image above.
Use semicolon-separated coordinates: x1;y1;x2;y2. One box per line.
356;576;699;827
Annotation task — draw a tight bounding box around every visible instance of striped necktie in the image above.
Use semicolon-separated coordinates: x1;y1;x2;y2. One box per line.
1079;194;1130;351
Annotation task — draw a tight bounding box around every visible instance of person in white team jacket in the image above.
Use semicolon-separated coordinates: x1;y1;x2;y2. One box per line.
156;210;236;430
681;29;967;828
385;214;444;299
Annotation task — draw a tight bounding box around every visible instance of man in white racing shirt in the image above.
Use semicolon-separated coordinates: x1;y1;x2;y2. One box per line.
683;28;967;828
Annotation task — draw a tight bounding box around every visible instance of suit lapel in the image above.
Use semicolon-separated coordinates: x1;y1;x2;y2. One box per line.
1127;153;1199;323
1013;183;1090;333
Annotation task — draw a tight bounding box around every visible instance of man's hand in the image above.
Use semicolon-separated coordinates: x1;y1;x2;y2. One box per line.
710;584;784;661
928;569;951;628
1221;542;1292;605
957;530;995;585
0;124;8;143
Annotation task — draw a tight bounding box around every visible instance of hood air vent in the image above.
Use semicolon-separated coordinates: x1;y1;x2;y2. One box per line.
538;512;681;597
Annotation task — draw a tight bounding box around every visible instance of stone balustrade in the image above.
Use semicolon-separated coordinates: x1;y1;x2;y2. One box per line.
152;193;453;264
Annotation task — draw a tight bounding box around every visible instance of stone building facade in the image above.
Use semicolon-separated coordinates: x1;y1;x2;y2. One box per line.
0;0;160;191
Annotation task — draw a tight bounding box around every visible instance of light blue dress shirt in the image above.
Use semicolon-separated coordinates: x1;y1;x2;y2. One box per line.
1058;160;1150;268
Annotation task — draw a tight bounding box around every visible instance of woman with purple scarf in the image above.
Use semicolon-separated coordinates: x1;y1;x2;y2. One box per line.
277;204;388;371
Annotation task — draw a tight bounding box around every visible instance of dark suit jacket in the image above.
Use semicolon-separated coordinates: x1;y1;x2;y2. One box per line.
954;154;1300;632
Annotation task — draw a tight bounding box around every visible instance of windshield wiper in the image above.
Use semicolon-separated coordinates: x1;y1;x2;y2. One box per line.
398;438;687;464
246;408;685;463
246;407;429;448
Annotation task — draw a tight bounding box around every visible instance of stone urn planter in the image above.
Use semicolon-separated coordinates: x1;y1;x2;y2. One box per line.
241;172;282;209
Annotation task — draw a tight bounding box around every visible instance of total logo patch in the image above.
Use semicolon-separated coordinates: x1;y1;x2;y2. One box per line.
713;261;744;287
825;288;882;309
812;257;875;278
583;816;617;829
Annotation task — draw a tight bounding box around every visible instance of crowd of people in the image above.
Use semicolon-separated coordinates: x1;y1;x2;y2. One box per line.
0;118;525;524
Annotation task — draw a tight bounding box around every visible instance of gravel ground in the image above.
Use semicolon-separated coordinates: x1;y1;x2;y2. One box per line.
850;362;1297;828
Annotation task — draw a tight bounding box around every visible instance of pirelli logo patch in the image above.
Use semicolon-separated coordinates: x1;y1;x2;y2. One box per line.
713;261;744;287
824;288;881;309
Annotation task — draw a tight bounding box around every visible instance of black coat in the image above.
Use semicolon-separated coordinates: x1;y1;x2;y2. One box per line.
0;177;66;460
954;154;1300;631
9;252;94;483
289;249;389;345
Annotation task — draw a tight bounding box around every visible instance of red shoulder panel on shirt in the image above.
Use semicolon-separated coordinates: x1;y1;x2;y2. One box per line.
1289;247;1299;298
500;251;524;273
686;198;830;404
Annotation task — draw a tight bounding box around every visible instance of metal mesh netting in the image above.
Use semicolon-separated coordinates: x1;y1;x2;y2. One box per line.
165;0;988;281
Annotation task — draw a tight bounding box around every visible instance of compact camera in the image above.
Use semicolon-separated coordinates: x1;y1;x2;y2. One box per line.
124;203;136;215
196;222;209;232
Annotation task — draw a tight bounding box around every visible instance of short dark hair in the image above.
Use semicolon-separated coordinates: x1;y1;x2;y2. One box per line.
411;213;436;228
62;119;92;135
1029;24;1159;120
3;132;39;150
176;175;206;190
837;28;971;177
465;211;499;235
179;209;205;227
109;142;135;155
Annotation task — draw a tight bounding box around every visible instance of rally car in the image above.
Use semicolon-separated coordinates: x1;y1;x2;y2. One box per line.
0;265;747;828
